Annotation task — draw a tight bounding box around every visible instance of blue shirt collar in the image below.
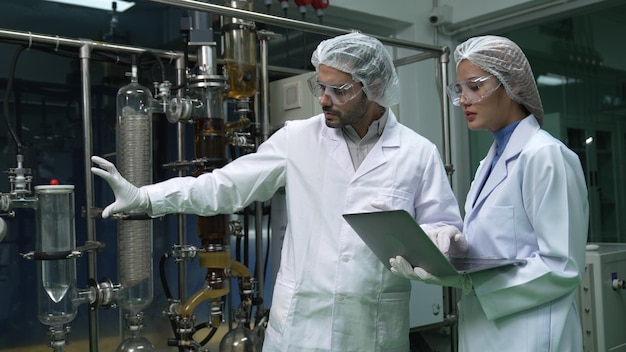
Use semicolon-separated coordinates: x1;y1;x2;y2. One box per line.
492;120;521;154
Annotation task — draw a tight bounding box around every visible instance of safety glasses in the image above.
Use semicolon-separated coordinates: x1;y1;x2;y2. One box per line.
307;74;363;105
446;75;502;106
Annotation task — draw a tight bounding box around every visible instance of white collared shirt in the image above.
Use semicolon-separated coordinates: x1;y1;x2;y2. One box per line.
342;110;388;170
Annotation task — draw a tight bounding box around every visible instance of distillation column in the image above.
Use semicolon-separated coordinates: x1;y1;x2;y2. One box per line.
164;5;260;349
115;58;155;352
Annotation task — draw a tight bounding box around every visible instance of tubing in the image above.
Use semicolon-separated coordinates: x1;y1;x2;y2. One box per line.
178;286;229;317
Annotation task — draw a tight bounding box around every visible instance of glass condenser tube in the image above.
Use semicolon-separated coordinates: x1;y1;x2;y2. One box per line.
116;61;154;313
36;185;77;327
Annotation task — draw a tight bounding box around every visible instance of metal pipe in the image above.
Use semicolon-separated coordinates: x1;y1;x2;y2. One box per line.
393;52;440;67
266;64;308;76
0;27;439;76
79;43;99;352
252;30;273;309
0;27;317;77
439;47;452;180
0;28;181;60
175;56;188;302
146;0;444;54
438;43;457;352
259;33;271;142
409;314;458;333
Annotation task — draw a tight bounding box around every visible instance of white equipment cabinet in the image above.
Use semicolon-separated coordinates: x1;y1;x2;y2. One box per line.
269;71;322;133
577;243;626;352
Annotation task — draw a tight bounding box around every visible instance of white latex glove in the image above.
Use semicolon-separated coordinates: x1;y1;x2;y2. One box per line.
425;225;468;256
370;201;391;211
389;255;472;294
91;156;150;218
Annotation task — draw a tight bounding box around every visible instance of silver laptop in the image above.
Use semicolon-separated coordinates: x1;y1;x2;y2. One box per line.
343;210;525;277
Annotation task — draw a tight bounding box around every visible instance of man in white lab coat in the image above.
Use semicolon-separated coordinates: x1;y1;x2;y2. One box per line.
92;32;462;351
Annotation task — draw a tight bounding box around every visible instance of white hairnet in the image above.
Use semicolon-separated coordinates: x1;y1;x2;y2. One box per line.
454;35;544;125
311;32;400;107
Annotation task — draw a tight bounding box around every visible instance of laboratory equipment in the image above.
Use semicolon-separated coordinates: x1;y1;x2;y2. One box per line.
160;7;259;349
222;0;257;129
577;243;626;352
0;154;37;216
116;312;155;352
115;56;156;351
35;185;77;351
17;181;106;351
219;310;262;352
223;0;257;101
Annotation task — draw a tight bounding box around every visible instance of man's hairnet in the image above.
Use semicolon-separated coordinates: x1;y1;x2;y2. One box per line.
311;32;400;107
454;35;544;125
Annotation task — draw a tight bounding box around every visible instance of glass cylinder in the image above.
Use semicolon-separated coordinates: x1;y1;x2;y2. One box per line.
191;86;225;121
116;61;154;313
223;0;257;99
117;61;153;183
117;218;153;314
35;185;77;327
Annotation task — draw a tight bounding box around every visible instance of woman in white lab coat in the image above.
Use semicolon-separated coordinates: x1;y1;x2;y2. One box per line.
391;35;589;351
91;32;463;352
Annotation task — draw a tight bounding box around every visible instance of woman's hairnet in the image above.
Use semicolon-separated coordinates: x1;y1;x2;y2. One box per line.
454;35;544;125
311;32;400;107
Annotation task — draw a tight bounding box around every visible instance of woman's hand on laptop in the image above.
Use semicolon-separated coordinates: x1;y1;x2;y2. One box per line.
425;226;468;256
389;256;472;294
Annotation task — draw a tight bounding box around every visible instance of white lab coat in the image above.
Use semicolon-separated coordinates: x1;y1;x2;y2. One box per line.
144;111;463;352
458;116;589;351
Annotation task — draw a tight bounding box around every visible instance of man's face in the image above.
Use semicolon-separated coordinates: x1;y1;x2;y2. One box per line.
316;65;368;131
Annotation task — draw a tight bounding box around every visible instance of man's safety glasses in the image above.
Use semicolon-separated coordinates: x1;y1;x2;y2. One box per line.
307;74;363;105
446;75;502;106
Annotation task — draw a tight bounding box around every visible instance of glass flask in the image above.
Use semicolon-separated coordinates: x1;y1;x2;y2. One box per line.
219;322;262;352
116;332;155;352
35;185;77;327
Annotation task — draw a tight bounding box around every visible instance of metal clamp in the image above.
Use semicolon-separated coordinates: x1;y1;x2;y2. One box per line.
21;241;105;260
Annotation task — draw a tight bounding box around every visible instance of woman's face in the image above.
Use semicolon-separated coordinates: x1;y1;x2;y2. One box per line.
455;60;519;132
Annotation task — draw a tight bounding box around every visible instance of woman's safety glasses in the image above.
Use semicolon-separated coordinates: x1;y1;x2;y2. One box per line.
446;75;502;106
307;74;363;105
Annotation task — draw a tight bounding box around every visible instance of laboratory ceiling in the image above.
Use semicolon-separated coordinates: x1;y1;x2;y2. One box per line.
0;0;625;81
